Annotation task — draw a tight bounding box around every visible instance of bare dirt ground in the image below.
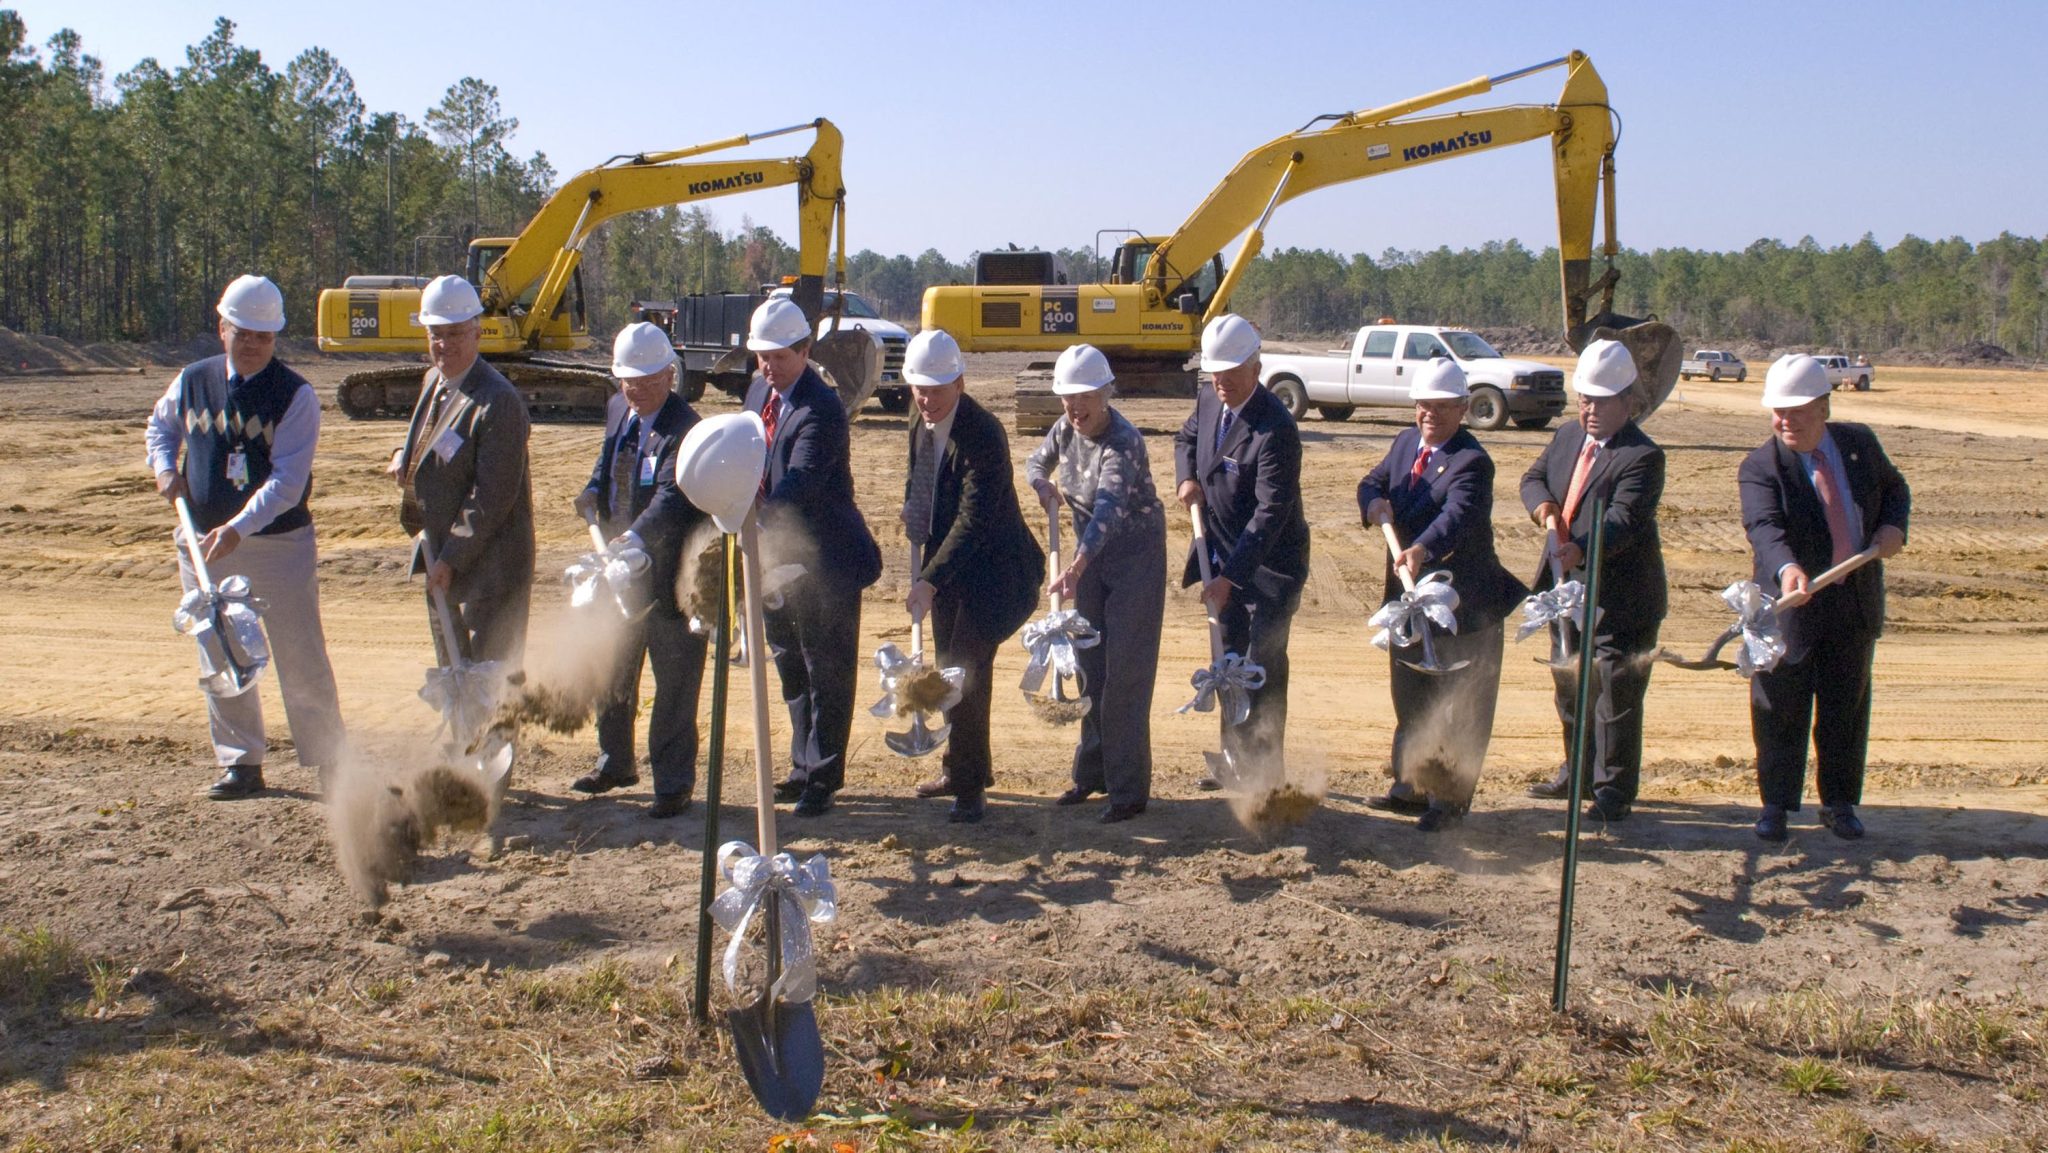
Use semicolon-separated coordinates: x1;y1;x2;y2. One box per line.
2;355;2045;1150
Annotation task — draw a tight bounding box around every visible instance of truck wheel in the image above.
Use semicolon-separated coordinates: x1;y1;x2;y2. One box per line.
1467;385;1507;432
681;370;708;403
1709;367;1721;382
877;388;910;414
1736;369;1747;383
1855;376;1870;391
1267;376;1308;421
1316;404;1355;422
1680;372;1692;381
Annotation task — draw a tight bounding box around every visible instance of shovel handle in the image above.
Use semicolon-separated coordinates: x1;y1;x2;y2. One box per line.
906;540;924;658
173;497;216;593
1380;521;1420;594
587;519;609;554
1046;508;1064;615
1188;504;1225;665
739;508;779;859
1544;518;1568;585
414;535;469;664
1777;545;1881;612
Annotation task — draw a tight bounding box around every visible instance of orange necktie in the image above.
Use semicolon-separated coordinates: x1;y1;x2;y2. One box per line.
1560;437;1598;532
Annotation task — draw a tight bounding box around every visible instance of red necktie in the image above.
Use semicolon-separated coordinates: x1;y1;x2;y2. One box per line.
1560;437;1598;532
1408;445;1432;485
758;394;781;497
1812;455;1856;565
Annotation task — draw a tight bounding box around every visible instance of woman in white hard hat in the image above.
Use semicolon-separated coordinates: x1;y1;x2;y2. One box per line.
1025;344;1168;823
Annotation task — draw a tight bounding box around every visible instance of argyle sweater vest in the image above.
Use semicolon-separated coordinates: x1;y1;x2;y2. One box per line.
178;355;313;535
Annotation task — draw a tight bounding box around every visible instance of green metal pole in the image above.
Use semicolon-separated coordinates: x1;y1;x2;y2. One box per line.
1552;495;1607;1013
693;533;734;1023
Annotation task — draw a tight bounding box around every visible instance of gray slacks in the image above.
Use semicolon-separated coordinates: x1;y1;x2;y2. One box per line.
1067;528;1167;807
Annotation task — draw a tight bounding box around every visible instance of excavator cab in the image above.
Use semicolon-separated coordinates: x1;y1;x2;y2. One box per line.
1111;236;1221;315
468;239;586;331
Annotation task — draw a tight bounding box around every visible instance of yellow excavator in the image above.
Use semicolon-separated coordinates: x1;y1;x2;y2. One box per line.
317;118;877;419
921;52;1679;434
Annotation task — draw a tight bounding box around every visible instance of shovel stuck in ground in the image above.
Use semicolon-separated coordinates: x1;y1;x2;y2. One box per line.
1658;546;1881;675
1370;521;1470;675
415;536;513;793
677;411;834;1121
1177;506;1265;785
171;496;270;697
871;541;962;758
1019;499;1097;725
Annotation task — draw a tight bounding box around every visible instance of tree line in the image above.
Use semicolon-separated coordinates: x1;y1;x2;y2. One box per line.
4;13;2041;362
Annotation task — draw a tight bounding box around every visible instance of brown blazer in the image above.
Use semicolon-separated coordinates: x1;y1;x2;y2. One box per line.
398;358;535;603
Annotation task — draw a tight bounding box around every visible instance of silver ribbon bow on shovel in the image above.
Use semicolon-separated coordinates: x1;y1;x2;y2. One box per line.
1370;571;1471;674
1719;580;1789;678
870;641;964;756
1516;578;1588;642
1019;608;1099;696
709;841;838;1004
1179;650;1268;726
173;577;271;698
565;519;652;621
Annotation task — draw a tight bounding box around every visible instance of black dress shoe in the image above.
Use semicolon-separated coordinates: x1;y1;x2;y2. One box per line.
1755;804;1789;843
947;794;985;824
648;794;692;819
1415;804;1464;832
1365;792;1431;816
913;775;953;799
1819;804;1864;840
793;785;835;817
1586;789;1632;822
773;778;808;804
1195;773;1222;791
207;766;265;800
571;768;639;795
1100;802;1145;824
1054;787;1101;807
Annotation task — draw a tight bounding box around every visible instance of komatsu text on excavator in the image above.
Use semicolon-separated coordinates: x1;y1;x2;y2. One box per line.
920;52;1679;434
317;118;878;419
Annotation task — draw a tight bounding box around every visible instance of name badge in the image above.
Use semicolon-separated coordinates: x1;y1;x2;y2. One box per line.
639;452;658;485
430;426;464;463
1222;456;1241;475
225;451;250;488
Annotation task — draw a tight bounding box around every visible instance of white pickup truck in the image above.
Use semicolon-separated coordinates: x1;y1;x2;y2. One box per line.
1679;349;1747;382
1812;354;1874;392
1259;323;1568;431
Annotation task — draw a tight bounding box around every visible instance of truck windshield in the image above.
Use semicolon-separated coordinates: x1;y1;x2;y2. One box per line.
824;291;881;320
1443;331;1501;360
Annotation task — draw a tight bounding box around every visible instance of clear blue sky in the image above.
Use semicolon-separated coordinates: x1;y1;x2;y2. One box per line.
24;0;2047;264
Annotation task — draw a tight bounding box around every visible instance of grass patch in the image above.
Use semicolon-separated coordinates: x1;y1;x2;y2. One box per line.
1778;1055;1850;1097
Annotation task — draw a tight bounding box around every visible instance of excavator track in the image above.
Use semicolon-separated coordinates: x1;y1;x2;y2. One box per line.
335;359;618;421
1012;357;1197;437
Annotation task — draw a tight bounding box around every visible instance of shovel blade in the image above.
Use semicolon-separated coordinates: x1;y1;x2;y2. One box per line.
727;996;824;1121
1654;647;1736;672
883;717;948;758
1202;749;1242;790
1398;656;1472;676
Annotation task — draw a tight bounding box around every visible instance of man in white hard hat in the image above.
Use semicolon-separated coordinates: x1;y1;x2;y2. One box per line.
1740;354;1908;842
568;323;707;819
145;275;348;799
1173;313;1310;783
392;274;535;679
1521;338;1667;824
743;296;881;818
897;329;1044;824
1358;358;1527;830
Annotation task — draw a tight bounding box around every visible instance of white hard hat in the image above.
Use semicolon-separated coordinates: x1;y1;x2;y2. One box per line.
418;275;484;326
1572;338;1638;397
1761;354;1830;408
1409;356;1470;401
745;297;811;351
1199;313;1261;372
612;322;678;378
902;329;965;387
216;275;285;333
675;411;767;534
1052;344;1114;395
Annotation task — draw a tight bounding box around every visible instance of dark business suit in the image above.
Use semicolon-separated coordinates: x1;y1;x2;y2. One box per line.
399;358;534;667
746;366;882;796
584;391;707;800
1738;422;1909;810
909;394;1045;800
1359;427;1528;808
1173;383;1310;770
1521;418;1666;805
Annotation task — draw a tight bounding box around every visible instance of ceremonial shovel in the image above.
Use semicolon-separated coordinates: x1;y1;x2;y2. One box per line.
171;496;269;697
872;541;961;758
1517;519;1592;671
1372;521;1470;675
1019;500;1097;724
1178;507;1265;784
415;536;513;792
1658;546;1881;673
565;513;650;621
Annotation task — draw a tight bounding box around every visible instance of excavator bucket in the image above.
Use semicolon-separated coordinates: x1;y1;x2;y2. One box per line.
1572;314;1682;421
812;328;881;415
